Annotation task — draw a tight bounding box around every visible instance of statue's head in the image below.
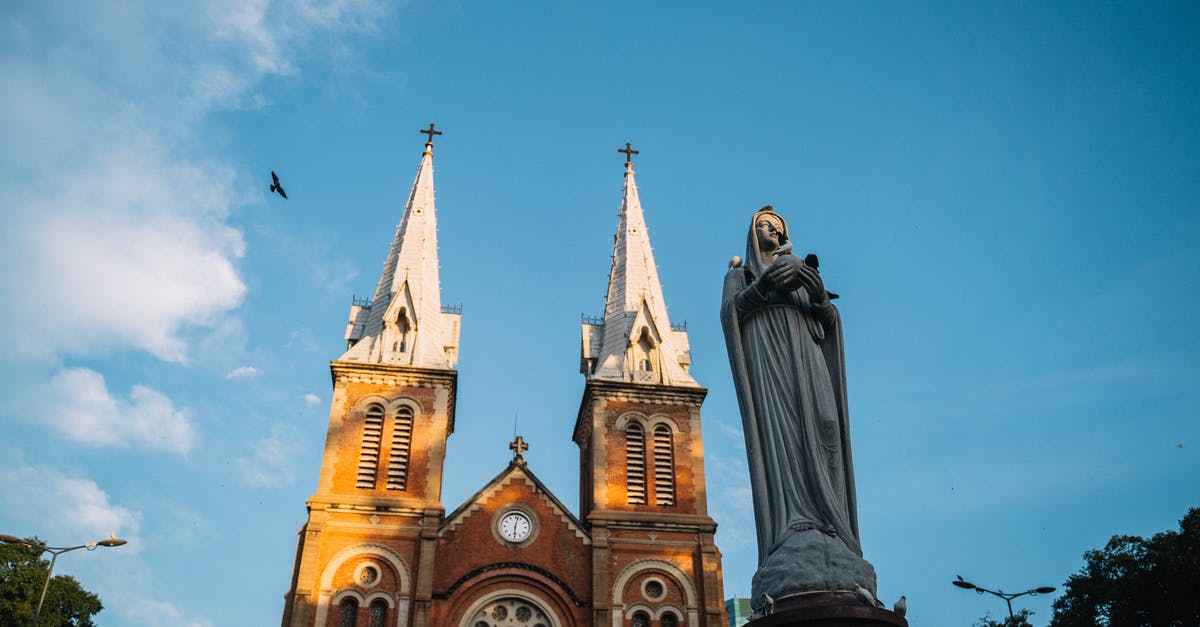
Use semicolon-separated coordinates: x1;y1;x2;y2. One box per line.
754;205;788;253
745;206;791;279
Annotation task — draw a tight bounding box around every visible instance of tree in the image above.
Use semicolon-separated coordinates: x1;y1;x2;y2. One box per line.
0;537;103;627
974;609;1035;627
1050;507;1200;627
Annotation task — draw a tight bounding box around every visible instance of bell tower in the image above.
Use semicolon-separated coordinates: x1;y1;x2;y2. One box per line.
575;144;726;626
282;125;460;627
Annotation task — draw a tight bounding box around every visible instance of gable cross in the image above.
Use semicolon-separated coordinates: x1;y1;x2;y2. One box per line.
509;435;529;462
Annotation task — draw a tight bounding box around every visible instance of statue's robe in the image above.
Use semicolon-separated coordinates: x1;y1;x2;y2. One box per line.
721;261;861;564
720;209;878;608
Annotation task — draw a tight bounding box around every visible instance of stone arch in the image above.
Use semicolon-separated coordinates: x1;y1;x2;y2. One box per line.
389;395;424;414
456;589;564;627
645;414;681;432
331;588;367;605
613;411;648;431
352;395;392;413
654;604;684;621
444;565;577;627
611;559;698;627
314;543;412;627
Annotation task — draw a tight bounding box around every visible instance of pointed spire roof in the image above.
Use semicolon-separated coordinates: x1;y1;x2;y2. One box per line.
340;125;460;369
580;145;696;386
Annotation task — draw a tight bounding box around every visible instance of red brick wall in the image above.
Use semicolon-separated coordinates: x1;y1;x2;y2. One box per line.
326;382;440;499
601;400;698;514
433;472;592;626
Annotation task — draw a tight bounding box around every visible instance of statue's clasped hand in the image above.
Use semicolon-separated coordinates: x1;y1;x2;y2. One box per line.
763;255;827;302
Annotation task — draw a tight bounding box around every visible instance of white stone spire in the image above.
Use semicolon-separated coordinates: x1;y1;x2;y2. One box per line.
341;130;460;369
580;150;696;386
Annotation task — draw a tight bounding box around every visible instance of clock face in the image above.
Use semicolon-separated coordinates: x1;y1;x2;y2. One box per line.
498;511;532;543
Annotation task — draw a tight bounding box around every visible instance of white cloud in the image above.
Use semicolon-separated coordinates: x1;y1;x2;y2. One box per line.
0;463;141;546
226;365;258;379
304;393;321;404
45;368;195;456
0;1;388;363
121;599;214;627
237;426;301;487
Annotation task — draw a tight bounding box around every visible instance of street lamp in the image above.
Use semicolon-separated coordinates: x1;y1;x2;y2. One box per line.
952;575;1055;619
0;533;127;627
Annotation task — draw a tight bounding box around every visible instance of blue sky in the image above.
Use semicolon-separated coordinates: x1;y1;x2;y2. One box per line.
1;2;1197;626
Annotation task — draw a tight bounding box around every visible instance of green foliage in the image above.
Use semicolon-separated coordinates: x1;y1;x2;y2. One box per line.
1049;507;1200;627
974;608;1034;627
0;538;103;627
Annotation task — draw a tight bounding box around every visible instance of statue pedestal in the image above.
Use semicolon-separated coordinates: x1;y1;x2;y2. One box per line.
746;591;908;627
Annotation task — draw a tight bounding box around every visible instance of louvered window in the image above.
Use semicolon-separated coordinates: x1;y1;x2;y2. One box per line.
625;423;646;505
386;406;414;490
653;424;675;506
356;404;384;488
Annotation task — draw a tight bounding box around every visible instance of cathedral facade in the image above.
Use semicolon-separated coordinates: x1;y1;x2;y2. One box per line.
280;133;726;627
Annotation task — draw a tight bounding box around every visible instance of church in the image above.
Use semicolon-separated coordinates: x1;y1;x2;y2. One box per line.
280;128;727;627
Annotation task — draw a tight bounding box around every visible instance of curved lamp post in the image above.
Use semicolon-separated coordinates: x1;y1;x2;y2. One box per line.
0;533;126;627
952;575;1055;618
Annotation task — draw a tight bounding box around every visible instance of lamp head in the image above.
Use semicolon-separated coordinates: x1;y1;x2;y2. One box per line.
0;534;22;544
98;538;127;548
1035;586;1056;594
952;580;976;590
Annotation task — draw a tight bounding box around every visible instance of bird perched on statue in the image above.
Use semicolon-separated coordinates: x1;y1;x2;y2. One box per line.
270;170;288;199
855;585;884;609
893;595;907;617
759;593;775;616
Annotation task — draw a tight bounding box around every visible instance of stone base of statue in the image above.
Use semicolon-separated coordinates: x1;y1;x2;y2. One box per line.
752;530;879;608
745;591;908;627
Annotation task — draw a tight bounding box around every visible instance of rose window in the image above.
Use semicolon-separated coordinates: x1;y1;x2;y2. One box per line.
469;598;550;626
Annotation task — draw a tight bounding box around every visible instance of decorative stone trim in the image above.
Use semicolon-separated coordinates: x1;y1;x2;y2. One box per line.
455;588;564;627
332;361;457;389
611;558;698;617
355;562;382;589
641;576;667;602
441;469;590;544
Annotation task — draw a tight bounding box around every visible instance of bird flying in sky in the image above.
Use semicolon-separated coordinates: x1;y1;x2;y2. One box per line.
270;170;288;199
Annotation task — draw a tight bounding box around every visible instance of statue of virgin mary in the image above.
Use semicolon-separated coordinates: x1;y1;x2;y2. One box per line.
721;206;877;607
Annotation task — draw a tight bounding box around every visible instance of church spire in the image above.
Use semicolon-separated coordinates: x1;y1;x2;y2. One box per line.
580;143;696;386
340;124;460;369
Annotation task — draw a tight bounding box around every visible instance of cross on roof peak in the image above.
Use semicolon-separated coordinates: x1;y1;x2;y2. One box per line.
509;435;529;462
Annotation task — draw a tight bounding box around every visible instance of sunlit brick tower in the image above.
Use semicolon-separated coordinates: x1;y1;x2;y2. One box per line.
576;144;726;626
283;136;726;627
282;124;461;627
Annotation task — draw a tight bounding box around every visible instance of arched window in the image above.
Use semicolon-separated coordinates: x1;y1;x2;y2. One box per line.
653;424;675;506
338;598;358;627
356;404;385;489
368;599;387;627
661;613;678;627
632;611;651;627
625;423;646;505
386;406;414;490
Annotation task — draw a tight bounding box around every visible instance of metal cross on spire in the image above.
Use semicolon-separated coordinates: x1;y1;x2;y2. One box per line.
420;123;442;147
618;141;639;164
509;435;529;463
